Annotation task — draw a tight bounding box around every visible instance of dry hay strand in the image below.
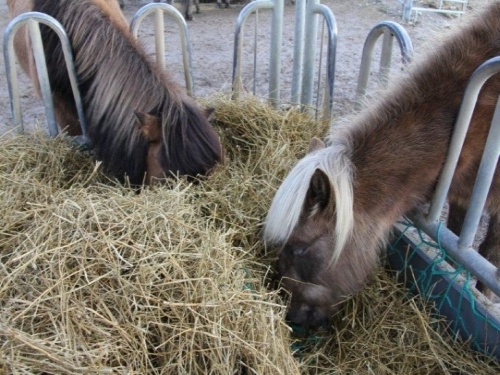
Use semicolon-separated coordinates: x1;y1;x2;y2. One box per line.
292;270;500;374
1;96;499;374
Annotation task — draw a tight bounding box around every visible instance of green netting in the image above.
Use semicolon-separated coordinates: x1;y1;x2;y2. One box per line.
388;220;500;357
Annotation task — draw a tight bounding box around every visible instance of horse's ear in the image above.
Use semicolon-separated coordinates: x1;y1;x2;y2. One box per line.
203;107;216;121
134;110;161;142
306;169;331;214
308;137;326;153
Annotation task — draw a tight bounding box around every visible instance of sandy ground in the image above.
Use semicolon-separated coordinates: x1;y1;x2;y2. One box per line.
0;0;463;135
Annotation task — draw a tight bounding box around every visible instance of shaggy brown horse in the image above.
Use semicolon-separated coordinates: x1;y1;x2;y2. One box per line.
264;2;500;330
8;0;223;185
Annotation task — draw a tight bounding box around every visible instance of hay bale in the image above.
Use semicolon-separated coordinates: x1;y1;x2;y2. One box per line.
1;96;499;374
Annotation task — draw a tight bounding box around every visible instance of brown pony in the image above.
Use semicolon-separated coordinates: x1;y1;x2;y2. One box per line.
8;0;223;185
264;2;500;330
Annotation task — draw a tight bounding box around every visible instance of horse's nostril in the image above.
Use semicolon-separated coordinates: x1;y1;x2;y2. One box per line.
286;303;312;326
286;301;333;333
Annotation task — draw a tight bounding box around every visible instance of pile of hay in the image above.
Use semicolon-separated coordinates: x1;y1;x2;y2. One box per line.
1;96;499;374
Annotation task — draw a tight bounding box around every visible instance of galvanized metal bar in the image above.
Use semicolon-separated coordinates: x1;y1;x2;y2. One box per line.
4;17;24;133
130;3;195;97
300;0;319;108
252;10;259;96
28;19;58;137
355;21;413;108
233;0;335;114
409;212;500;297
56;28;89;143
268;0;284;107
155;7;166;69
313;3;337;120
458;97;500;249
379;30;393;87
232;0;274;101
4;12;88;140
291;0;306;105
427;57;500;223
401;0;412;22
410;7;467;16
315;20;325;115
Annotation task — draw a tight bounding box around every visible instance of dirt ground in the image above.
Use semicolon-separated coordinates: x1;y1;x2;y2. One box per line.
0;0;471;135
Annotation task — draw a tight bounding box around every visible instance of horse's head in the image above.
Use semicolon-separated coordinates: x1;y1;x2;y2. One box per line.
265;138;378;331
134;106;223;185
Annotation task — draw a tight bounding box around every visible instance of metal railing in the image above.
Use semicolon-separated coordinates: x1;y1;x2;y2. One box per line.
232;0;337;120
411;57;500;296
130;2;195;96
355;21;413;109
354;20;500;296
398;0;468;22
3;12;88;142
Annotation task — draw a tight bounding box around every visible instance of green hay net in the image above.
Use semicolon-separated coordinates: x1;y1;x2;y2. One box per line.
388;220;500;358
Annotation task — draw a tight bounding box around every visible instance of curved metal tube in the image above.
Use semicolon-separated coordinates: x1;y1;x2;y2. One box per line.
130;3;195;97
428;57;500;226
458;95;500;250
355;21;413;107
291;0;306;105
313;3;337;120
410;57;500;295
300;0;319;108
4;12;88;140
233;0;336;118
232;0;274;101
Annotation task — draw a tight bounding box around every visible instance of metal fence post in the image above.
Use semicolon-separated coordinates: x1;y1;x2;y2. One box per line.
232;0;336;118
355;21;413;109
4;12;88;141
130;3;195;97
412;57;500;296
232;0;275;102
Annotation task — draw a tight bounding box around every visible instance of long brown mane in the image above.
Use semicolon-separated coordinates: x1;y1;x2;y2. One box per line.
29;0;222;184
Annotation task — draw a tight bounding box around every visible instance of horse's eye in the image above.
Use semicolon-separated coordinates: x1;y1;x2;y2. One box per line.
292;247;309;256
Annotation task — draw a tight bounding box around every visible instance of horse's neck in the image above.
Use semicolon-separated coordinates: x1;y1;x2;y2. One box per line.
348;100;452;223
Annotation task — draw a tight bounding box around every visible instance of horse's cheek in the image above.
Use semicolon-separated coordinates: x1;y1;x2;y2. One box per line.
146;143;164;185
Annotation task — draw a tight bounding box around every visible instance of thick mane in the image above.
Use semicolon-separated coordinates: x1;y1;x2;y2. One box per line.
160;100;221;178
264;138;355;264
33;0;210;184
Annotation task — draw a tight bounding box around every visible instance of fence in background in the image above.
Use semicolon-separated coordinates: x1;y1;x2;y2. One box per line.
354;20;413;109
397;0;468;22
130;2;195;96
232;0;337;120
